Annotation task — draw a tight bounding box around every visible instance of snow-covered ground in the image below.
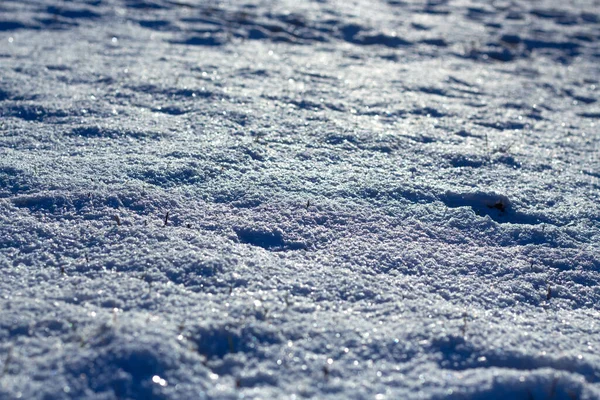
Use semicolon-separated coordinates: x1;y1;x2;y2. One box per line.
1;0;599;398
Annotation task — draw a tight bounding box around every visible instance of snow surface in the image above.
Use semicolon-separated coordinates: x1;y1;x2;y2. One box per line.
1;0;600;399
